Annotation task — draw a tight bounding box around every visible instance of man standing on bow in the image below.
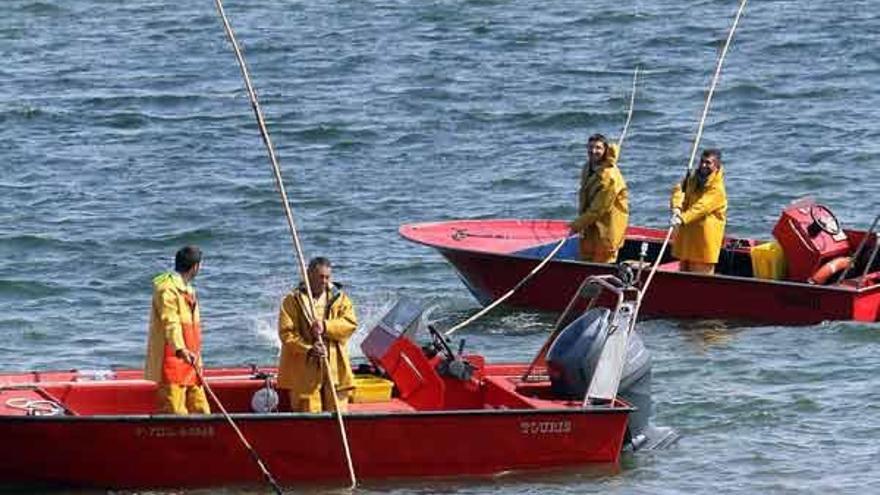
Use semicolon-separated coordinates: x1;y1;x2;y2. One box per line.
670;148;728;274
144;245;211;415
277;257;358;413
570;133;630;263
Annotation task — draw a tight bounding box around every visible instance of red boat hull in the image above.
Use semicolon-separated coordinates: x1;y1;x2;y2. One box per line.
400;219;880;325
0;366;630;489
0;410;624;488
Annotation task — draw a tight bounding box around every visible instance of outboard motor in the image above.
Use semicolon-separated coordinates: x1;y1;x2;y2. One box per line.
546;307;655;449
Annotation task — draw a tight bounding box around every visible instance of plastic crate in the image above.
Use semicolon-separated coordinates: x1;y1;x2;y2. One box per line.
351;375;394;403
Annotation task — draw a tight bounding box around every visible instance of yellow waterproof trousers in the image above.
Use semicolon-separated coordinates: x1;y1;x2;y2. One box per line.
157;384;211;415
289;387;350;413
578;237;618;264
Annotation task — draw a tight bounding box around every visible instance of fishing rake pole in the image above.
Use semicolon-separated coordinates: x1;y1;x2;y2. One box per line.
196;366;283;495
212;0;357;488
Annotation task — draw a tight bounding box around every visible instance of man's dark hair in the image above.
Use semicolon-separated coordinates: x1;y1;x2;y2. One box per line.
587;133;609;149
175;245;202;273
702;148;722;162
308;257;332;272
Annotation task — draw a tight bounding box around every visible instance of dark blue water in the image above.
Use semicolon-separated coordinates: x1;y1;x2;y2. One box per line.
2;0;879;493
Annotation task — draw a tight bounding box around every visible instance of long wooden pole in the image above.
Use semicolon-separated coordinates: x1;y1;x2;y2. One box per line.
211;0;357;488
641;0;749;302
444;66;641;338
196;367;283;495
684;0;748;174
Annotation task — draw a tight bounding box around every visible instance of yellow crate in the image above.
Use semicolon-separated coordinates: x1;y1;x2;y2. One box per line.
751;241;787;280
351;375;394;403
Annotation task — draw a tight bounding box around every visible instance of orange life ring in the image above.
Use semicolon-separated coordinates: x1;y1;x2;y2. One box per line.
807;256;852;285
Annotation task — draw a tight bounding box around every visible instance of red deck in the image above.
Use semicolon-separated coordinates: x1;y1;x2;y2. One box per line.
400;219;880;325
0;364;630;490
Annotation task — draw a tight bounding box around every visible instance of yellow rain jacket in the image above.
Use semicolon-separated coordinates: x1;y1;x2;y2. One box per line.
277;283;358;404
670;168;728;264
144;272;202;384
570;143;629;262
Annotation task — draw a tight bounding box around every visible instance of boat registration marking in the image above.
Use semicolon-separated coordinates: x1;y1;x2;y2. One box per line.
135;425;216;439
519;420;571;435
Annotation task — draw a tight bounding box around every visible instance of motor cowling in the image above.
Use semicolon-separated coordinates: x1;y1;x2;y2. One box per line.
546;309;612;396
546;307;654;448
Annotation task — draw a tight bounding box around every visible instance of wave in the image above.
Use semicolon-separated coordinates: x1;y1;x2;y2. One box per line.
0;234;69;250
284;124;381;144
0;105;63;125
18;1;64;15
0;279;66;298
116;228;218;248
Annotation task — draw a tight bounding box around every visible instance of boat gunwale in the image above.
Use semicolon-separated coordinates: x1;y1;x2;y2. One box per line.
0;404;634;423
424;237;879;295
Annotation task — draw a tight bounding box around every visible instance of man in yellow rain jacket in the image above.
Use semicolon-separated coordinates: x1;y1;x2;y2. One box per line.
670;149;728;274
144;245;211;415
278;257;358;413
570;133;629;263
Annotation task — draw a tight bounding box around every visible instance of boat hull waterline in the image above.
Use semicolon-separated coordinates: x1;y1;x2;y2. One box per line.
0;366;630;489
399;219;880;325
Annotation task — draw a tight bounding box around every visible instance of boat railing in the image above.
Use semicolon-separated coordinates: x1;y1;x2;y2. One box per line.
521;272;636;386
839;215;880;286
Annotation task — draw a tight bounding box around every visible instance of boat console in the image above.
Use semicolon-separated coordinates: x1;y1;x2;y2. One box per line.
772;198;851;282
362;299;504;410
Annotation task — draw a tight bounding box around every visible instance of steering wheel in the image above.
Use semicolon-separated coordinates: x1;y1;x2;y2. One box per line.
810;204;842;236
427;325;456;361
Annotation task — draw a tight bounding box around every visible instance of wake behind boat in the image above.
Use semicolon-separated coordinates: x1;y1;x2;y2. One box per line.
400;198;880;325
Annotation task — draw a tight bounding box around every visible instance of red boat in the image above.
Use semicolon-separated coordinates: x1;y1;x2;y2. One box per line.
0;298;658;490
400;199;880;325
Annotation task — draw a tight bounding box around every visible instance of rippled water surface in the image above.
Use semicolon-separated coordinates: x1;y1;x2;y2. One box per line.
2;0;879;493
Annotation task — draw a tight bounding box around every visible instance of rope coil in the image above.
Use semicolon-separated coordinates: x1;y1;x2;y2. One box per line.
5;398;65;416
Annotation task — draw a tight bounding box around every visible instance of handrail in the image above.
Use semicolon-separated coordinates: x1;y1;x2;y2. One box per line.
838;214;880;282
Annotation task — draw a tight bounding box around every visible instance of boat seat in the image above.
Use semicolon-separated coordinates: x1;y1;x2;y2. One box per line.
483;376;580;409
483;376;537;409
41;380;157;415
658;261;680;271
348;398;416;413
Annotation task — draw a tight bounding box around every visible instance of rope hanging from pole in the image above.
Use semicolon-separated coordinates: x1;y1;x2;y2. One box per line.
211;0;358;489
444;66;641;338
639;0;749;304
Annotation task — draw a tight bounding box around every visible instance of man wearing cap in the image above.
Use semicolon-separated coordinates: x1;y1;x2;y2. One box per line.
144;245;211;415
277;257;358;413
669;148;728;274
570;133;630;263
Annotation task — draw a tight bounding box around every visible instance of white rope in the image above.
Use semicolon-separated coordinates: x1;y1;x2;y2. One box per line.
5;397;64;416
444;237;568;336
212;0;357;488
639;227;674;299
444;66;641;338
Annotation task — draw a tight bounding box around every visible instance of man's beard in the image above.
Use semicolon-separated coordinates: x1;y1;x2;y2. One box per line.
696;168;711;189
